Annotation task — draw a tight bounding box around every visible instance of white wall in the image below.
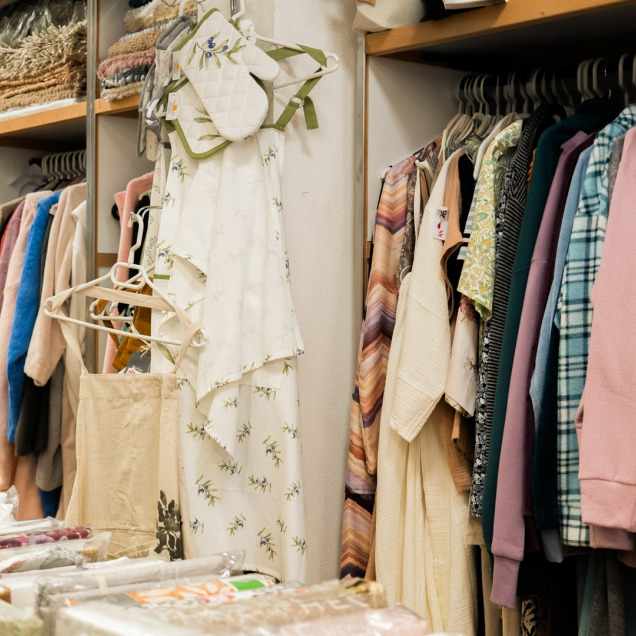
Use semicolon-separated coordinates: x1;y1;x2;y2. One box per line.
274;1;361;583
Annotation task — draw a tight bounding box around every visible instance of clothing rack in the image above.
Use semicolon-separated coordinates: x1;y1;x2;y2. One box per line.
457;54;636;117
31;150;87;181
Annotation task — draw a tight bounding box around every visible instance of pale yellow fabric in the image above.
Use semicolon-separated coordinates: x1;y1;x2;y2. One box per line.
384;154;459;444
57;201;88;517
64;368;181;558
480;546;522;636
469;516;521;636
25;184;87;387
54;284;201;559
375;152;477;634
445;296;479;417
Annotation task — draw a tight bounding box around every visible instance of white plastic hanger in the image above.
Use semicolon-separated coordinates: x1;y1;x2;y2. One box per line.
178;0;205;16
44;263;206;349
592;58;607;98
229;0;339;90
528;68;542;110
618;54;631;106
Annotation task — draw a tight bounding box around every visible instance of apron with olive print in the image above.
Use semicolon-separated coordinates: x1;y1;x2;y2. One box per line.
151;125;307;582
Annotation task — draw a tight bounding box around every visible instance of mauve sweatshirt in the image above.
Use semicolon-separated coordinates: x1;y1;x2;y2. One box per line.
578;127;636;533
490;132;592;608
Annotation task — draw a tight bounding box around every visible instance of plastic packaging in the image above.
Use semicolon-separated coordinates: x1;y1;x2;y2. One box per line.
122;578;387;634
0;599;43;636
0;0;86;46
273;605;429;635
0;525;90;549
56;602;191;636
0;518;62;538
0;487;18;527
37;552;245;635
0;533;110;574
52;595;423;636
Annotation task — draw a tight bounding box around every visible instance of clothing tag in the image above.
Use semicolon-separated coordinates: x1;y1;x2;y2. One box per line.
166;93;180;121
433;207;449;241
123;352;151;375
171;52;182;81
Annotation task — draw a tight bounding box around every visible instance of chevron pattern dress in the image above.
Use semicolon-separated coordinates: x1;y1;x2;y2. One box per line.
340;154;419;579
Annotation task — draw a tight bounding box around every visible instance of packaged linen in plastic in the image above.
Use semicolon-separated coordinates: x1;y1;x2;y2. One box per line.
0;563;91;609
0;525;90;550
0;532;109;575
0;0;86;46
38;552;245;635
0;519;61;538
122;578;387;634
0;487;18;527
56;602;191;636
0;599;43;636
272;605;429;635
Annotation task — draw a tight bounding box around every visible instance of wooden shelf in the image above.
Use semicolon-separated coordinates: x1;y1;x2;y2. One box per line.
366;0;636;69
95;95;140;117
0;95;141;148
0;101;87;146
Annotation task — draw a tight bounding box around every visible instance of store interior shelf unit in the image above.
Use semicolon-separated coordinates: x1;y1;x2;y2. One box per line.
0;96;141;149
365;0;636;69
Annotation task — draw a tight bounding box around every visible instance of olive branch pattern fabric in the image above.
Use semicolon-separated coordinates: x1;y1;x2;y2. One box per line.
151;125;307;582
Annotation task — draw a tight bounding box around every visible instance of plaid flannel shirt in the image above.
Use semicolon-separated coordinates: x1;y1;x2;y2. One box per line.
555;105;636;546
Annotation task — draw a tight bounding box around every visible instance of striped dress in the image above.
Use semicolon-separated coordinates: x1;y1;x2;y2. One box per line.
340;154;418;579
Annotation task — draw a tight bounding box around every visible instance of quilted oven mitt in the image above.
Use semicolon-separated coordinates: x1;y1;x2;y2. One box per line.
168;81;231;159
177;9;280;141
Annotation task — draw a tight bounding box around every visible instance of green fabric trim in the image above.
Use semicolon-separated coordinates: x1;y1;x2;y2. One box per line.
266;45;327;68
171;118;232;160
158;29;326;153
303;96;318;130
173;8;221;52
273;74;322;131
157;78;189;111
266;47;305;62
298;44;327;68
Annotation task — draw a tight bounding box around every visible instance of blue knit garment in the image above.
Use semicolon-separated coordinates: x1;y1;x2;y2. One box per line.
7;192;60;443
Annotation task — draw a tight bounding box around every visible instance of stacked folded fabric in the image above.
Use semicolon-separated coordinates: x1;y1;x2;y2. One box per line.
98;0;197;102
0;19;87;113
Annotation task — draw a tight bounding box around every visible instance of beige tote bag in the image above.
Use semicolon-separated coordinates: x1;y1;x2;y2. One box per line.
354;0;424;33
51;287;201;561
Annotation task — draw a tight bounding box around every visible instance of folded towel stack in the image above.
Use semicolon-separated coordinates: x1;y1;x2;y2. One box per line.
98;0;197;102
0;17;87;113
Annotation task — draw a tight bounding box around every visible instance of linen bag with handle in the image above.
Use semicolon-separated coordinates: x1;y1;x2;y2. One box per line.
47;285;202;561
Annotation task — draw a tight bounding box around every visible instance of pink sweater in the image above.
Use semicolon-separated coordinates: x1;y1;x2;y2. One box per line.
102;173;153;374
578;127;636;533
